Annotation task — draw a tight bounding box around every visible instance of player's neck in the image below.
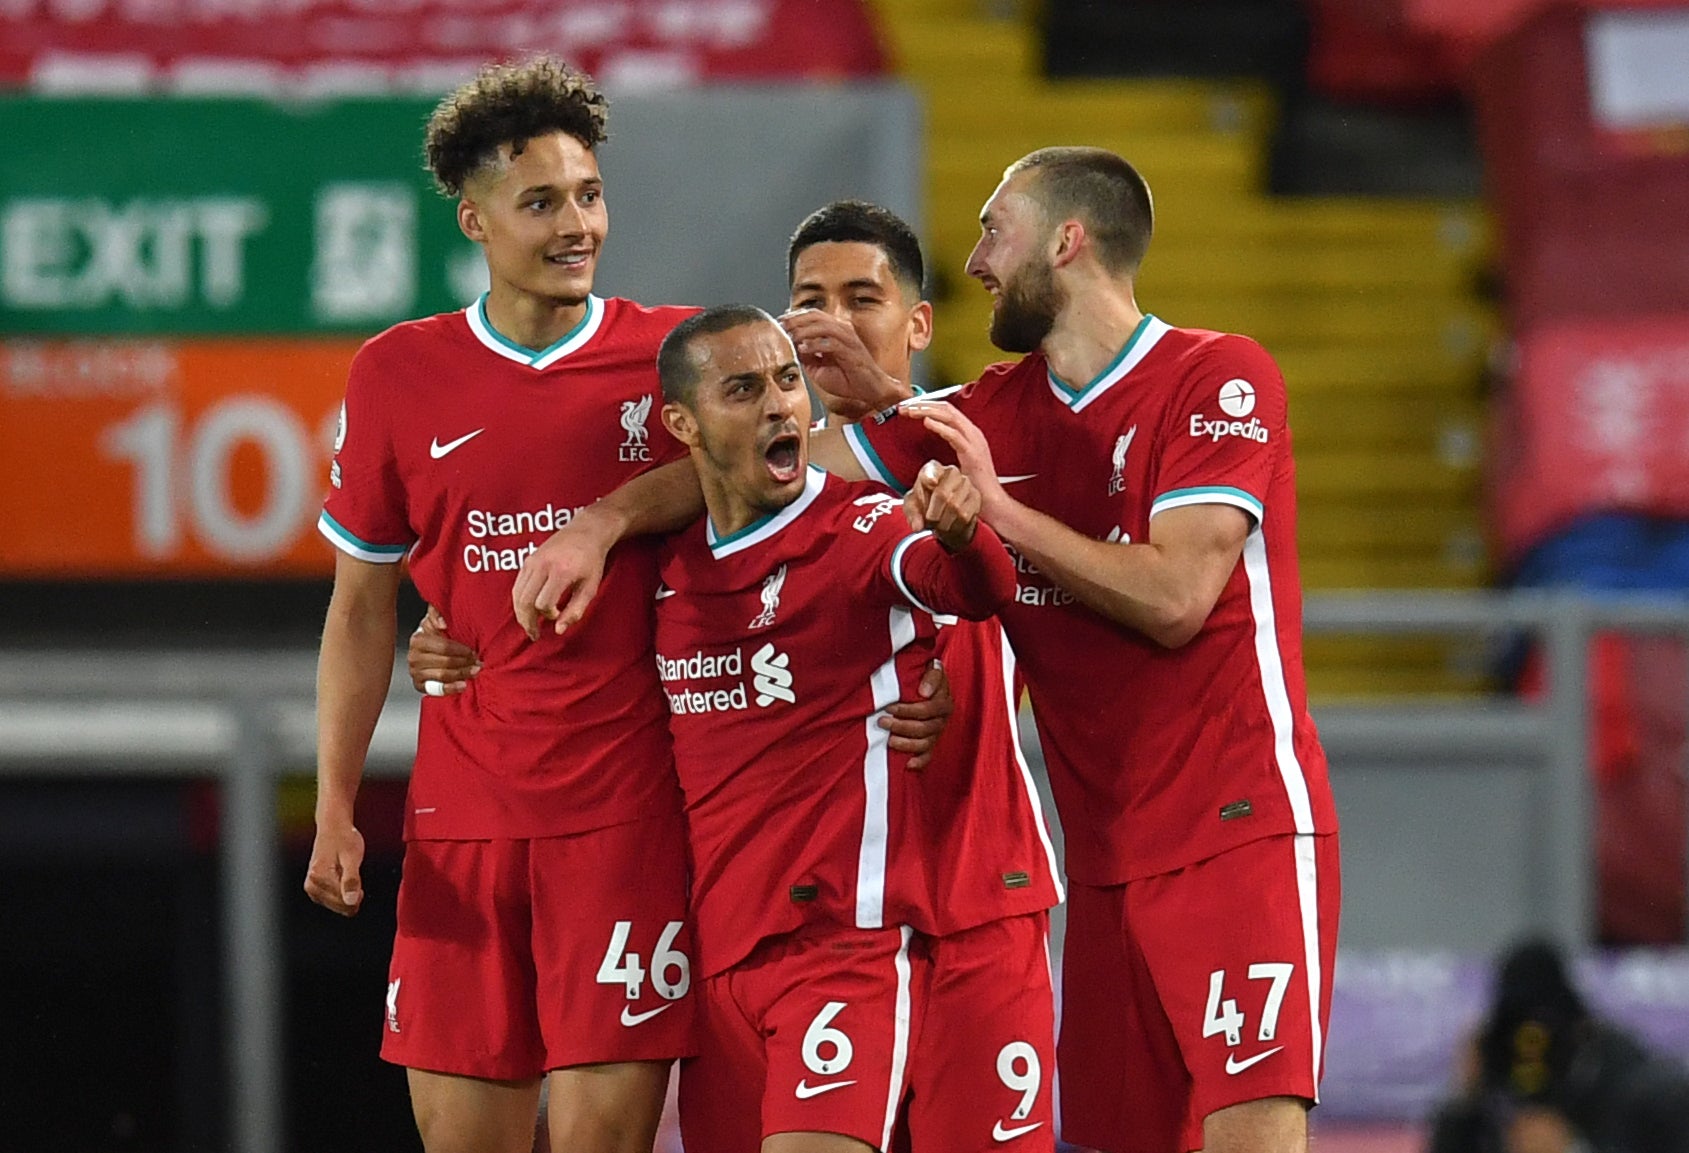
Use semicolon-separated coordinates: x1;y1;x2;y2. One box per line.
482;283;591;352
700;472;785;541
1041;281;1144;387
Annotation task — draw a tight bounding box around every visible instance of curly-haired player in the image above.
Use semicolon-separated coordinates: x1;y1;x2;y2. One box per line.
306;57;696;1153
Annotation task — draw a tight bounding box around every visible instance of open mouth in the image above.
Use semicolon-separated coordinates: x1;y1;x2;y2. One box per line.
544;250;593;270
764;432;802;484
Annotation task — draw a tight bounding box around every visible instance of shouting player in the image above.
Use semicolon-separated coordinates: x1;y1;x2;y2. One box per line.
422;202;1064;1149
649;304;1017;1153
515;149;1342;1153
306;58;695;1153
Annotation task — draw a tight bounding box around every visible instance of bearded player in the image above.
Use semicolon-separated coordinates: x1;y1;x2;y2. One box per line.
649;304;1017;1153
832;149;1341;1153
514;149;1341;1153
306;58;695;1153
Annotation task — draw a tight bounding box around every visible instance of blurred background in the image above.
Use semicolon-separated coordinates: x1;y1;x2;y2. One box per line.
4;0;1689;1150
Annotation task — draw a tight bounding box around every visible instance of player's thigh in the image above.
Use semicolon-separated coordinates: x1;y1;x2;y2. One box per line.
545;1060;672;1153
406;1067;541;1153
906;914;1055;1152
385;839;547;1079
529;812;696;1069
757;925;929;1151
1135;832;1340;1149
679;969;768;1153
1058;883;1187;1153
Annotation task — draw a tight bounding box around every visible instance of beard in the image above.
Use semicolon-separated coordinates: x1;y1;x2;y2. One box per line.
989;255;1064;354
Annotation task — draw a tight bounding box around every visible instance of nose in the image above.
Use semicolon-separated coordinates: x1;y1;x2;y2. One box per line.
555;196;588;237
765;376;799;420
965;238;988;282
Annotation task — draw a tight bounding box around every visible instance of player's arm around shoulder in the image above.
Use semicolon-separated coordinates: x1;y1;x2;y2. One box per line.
511;455;709;640
308;551;403;916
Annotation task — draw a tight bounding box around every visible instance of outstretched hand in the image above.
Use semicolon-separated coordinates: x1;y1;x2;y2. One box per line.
902;461;981;551
902;401;1007;521
512;516;615;641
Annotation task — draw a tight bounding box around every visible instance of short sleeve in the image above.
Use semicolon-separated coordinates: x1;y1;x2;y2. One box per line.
1147;336;1286;527
318;342;415;563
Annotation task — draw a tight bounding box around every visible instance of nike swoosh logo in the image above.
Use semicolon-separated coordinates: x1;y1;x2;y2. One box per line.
654;587;677;600
1225;1046;1283;1075
620;1004;673;1027
429;429;485;459
793;1078;856;1099
997;474;1037;484
992;1120;1044;1142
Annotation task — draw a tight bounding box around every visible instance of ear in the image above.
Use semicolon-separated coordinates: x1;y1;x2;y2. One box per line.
457;198;486;244
906;300;934;354
1050;219;1086;270
662;402;700;449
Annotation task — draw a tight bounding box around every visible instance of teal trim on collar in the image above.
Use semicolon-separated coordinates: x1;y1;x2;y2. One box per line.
1046;313;1156;403
705;466;829;557
475;293;600;363
706;508;777;551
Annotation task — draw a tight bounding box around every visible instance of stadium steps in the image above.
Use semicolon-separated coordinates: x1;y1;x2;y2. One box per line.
869;0;1495;695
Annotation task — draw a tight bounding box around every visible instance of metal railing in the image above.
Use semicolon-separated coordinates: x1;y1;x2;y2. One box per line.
3;590;1689;1153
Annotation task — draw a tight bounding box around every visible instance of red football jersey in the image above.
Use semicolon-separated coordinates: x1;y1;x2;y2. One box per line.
654;468;1017;977
842;316;1338;885
320;294;695;840
902;618;1064;936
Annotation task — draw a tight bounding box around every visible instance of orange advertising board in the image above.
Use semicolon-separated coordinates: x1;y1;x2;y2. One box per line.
2;340;361;576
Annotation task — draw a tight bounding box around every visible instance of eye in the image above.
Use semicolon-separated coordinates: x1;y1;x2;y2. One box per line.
852;296;880;308
526;198;549;212
792;297;821;310
581;189;601;205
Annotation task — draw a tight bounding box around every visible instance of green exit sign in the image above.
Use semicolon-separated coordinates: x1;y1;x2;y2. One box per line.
0;97;486;336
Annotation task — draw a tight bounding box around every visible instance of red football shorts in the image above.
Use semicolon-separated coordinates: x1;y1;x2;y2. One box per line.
678;924;928;1153
1058;832;1340;1153
380;811;695;1079
897;912;1057;1152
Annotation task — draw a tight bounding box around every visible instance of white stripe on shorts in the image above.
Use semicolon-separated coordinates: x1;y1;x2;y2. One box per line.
881;925;915;1150
1293;833;1324;1101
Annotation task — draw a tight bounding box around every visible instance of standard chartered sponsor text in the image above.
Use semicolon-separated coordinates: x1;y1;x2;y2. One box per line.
462;501;585;573
658;648;746;715
656;644;795;714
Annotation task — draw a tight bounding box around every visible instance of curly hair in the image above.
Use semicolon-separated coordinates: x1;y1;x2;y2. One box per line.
424;56;609;197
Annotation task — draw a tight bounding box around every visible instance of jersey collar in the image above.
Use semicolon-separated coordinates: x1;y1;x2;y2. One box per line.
1046;314;1170;413
465;293;605;369
707;466;827;559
